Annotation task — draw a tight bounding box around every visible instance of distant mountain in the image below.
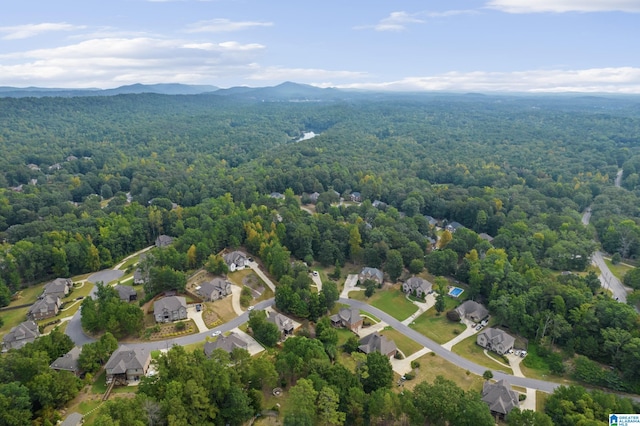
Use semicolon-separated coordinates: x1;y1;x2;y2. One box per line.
0;83;218;98
212;82;353;102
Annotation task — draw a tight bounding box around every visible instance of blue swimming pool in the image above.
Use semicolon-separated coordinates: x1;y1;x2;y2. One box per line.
448;287;464;297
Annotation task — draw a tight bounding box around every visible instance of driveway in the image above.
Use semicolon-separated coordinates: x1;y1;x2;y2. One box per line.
187;305;208;333
247;262;276;292
440;320;479;351
230;328;264;356
401;293;435;326
310;272;322;292
340;274;360;299
230;284;244;315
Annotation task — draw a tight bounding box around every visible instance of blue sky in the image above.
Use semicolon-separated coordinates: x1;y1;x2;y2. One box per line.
1;0;639;92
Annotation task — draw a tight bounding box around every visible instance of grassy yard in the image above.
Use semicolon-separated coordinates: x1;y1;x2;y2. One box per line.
537;391;549;412
409;306;466;345
399;352;485;393
519;342;576;385
348;290;367;301
380;327;423;357
368;289;418;321
335;327;358;347
451;335;513;374
228;269;274;303
203;296;237;328
604;258;633;281
360;310;379;323
0;306;32;339
8;282;46;306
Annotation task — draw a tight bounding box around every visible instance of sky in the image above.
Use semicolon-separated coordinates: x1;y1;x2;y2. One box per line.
1;0;640;93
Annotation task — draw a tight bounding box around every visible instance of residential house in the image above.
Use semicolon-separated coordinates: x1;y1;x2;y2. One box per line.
42;277;73;300
153;296;188;323
481;379;519;419
358;267;384;285
269;192;285;199
48;163;63;171
2;320;40;351
479;233;494;243
477;328;516;355
197;278;232;301
50;346;83;376
114;285;138;302
60;412;84;426
350;192;362;202
27;163;41;171
133;268;148;285
204;332;248;356
455;300;489;323
105;346;151;384
267;311;295;338
28;295;61;320
446;221;465;233
309;192;320;203
358;332;397;358
330;307;364;332
224;251;248;272
155;235;174;248
402;277;433;298
425;215;438;227
66;155;78;162
372;200;387;209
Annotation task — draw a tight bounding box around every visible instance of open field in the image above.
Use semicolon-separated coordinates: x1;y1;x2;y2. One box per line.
409;306;466;344
451;334;513;374
367;289;418;321
397;352;485;393
380;327;423;357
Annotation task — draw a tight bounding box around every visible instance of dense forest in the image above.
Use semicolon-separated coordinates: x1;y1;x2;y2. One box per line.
2;88;640;424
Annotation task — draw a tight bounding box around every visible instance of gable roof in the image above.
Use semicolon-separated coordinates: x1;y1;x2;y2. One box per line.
114;285;137;300
105;345;150;374
155;234;174;247
268;311;294;333
482;379;519;415
359;267;383;282
331;307;363;327
358;332;397;356
455;300;489;320
202;278;231;293
224;251;247;266
204;332;248;356
447;221;464;231
479;233;494;242
2;320;40;349
43;278;71;296
153;296;187;313
479;327;516;349
50;346;82;372
405;277;432;293
28;294;59;317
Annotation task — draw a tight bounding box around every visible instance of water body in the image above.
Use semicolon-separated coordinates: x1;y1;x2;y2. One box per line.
296;131;317;142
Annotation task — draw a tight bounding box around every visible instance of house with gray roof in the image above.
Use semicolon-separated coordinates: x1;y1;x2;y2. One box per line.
358;332;397;358
402;277;432;298
330;307;363;332
28;294;61;320
455;300;489;323
267;311;295;338
269;192;285;199
446;221;465;233
155;234;174;248
477;328;515;355
425;215;438;227
479;233;494;243
114;285;137;302
50;346;83;376
2;320;40;351
60;412;84;426
153;296;187;323
197;278;232;301
105;345;151;384
42;277;72;299
309;192;320;203
204;332;248;356
358;267;383;285
224;251;248;272
350;192;362;202
482;379;519;419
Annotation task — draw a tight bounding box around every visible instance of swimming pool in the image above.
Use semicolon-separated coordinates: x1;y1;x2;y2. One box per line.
448;287;464;297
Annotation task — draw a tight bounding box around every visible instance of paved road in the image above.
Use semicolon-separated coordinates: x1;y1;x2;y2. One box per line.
615;168;623;188
592;251;630;303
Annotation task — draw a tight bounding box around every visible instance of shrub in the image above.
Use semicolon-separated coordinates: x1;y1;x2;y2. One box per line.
518;394;527;401
175;321;186;331
404;372;415;380
611;253;621;264
410;360;420;369
446;310;461;322
394;351;404;359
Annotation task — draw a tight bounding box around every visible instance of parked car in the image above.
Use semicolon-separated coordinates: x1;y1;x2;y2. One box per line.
195;304;202;312
471;323;477;328
212;330;221;337
475;325;483;331
312;271;319;277
248;306;254;311
520;350;527;358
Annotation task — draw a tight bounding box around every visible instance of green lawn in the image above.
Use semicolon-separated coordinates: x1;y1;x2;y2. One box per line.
519;342;576;385
451;334;513;374
360;310;379;323
604;258;633;281
379;327;423;357
368;289;418;321
0;306;31;339
8;282;46;307
409;308;466;344
335;327;358;347
400;352;484;393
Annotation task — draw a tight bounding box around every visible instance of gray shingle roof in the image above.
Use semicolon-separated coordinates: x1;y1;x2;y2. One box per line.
268;311;294;333
114;285;137;300
404;277;432;293
358;332;397;357
482;379;519;415
153;296;187;313
28;295;60;317
50;346;82;373
455;300;489;321
204;332;248;356
105;345;150;374
2;320;40;350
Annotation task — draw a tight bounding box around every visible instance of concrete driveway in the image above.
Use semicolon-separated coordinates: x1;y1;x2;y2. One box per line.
187;305;208;333
247;262;276;292
340;274;360;298
231;328;264;356
310;272;323;292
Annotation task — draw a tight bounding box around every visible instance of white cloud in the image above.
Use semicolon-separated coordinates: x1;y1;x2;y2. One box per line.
486;0;640;13
0;37;266;88
355;11;424;32
0;22;85;40
186;18;273;33
335;67;640;94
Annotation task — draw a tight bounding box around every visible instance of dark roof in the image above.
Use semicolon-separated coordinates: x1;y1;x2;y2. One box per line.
114;285;137;300
105;345;150;374
478;328;516;350
50;346;82;372
404;277;432;293
2;320;40;350
358;332;397;356
28;294;59;317
268;311;294;333
482;379;519;415
43;278;71;296
455;300;489;320
204;332;248;356
155;235;174;247
331;307;362;327
153;296;187;313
